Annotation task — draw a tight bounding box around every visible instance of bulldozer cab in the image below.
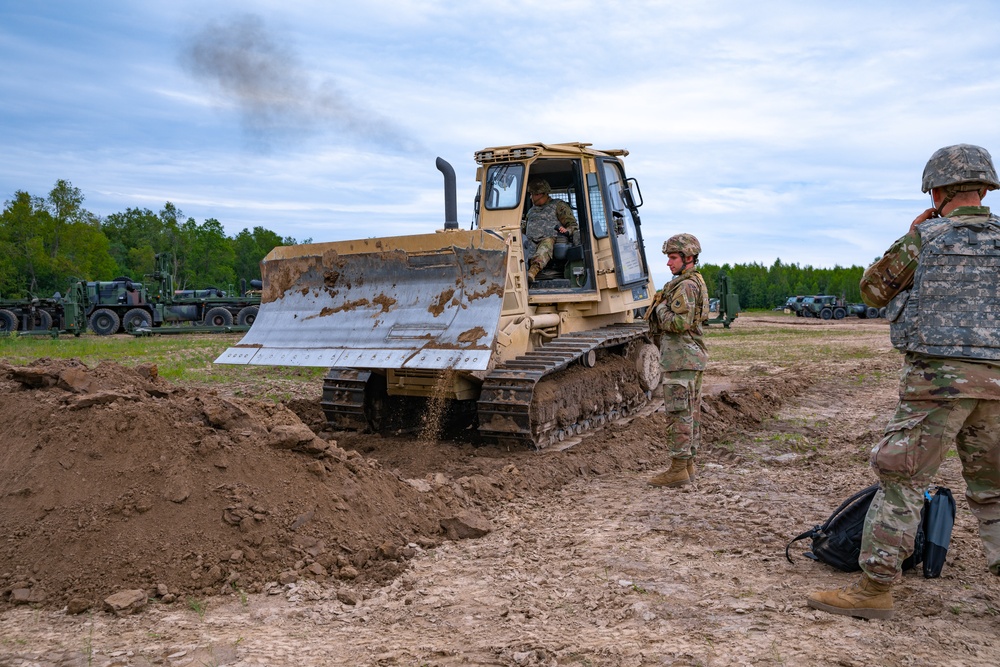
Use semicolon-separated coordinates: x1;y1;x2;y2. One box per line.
477;145;651;298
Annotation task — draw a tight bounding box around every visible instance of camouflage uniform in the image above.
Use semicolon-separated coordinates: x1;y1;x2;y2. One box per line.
524;199;577;276
653;267;710;460
858;205;1000;583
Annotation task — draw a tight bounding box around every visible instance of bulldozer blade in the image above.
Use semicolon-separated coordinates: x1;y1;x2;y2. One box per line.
216;229;508;371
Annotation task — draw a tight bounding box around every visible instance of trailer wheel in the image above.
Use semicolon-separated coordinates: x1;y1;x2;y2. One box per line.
0;308;18;333
89;308;121;335
34;310;53;331
820;307;833;320
122;308;152;331
866;306;879;319
237;305;259;326
204;307;234;327
879;307;887;318
833;307;846;320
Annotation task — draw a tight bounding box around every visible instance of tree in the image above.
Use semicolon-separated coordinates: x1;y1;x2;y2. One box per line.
232;226;293;283
0;183;115;296
0;191;48;295
179;217;236;289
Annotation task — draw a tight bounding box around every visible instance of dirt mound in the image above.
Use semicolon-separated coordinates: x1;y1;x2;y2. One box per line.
0;359;462;612
0;354;808;614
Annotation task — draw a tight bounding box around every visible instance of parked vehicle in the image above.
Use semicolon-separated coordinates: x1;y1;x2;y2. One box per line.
0;286;86;336
83;254;261;335
798;294;882;320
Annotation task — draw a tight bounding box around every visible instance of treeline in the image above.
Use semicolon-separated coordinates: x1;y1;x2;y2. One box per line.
0;180;303;298
700;259;868;310
4;180;869;309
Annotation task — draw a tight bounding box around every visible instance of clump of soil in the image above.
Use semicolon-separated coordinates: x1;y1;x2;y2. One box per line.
0;359;462;611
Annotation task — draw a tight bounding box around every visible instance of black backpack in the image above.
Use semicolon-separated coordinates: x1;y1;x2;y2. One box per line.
786;484;928;573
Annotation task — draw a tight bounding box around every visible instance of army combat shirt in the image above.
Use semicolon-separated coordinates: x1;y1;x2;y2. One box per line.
860;205;1000;401
653;268;710;372
523;199;578;243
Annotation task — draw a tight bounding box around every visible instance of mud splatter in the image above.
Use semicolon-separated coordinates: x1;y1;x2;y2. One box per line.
305;299;371;319
457;327;487;344
428;289;456;316
262;255;321;303
324;270;343;289
372;294;397;314
467;284;504;301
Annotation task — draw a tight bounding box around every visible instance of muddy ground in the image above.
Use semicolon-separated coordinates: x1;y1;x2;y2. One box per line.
2;315;999;666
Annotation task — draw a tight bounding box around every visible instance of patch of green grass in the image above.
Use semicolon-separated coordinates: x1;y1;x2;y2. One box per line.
714;439;736;452
231;583;249;608
187;597;207;618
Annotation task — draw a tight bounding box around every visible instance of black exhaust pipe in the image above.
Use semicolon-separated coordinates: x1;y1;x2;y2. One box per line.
436;157;459;230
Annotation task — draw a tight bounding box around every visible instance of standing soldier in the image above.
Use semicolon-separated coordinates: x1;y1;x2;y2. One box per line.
808;144;1000;620
648;233;710;488
523;180;578;283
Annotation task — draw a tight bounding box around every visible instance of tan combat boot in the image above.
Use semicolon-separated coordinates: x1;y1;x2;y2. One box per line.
686;458;696;481
526;264;541;284
648;458;690;488
807;574;894;620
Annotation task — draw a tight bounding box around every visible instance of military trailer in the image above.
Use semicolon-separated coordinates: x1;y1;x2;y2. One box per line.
82;254;261;335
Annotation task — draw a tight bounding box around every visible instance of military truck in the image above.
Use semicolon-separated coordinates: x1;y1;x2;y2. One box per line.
0;284;88;336
845;303;882;319
799;295;881;320
218;142;677;448
83;254;262;335
0;294;52;333
782;295;806;316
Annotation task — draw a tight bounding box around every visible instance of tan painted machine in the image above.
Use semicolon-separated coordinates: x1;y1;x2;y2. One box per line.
217;142;662;448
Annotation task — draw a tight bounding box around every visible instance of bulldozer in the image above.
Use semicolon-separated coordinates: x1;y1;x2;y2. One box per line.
217;142;665;448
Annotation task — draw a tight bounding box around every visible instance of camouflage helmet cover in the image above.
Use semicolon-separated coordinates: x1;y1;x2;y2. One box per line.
662;233;702;256
527;179;551;195
921;144;1000;193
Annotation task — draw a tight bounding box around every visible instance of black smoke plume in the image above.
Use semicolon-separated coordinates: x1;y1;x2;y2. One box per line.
180;13;419;152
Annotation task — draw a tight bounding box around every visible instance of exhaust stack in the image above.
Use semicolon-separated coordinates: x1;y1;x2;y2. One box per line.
436;157;459;230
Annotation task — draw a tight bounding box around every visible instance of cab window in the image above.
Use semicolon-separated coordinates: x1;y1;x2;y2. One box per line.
484;164;524;210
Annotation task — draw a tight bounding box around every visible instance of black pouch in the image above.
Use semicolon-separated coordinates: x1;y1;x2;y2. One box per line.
922;486;956;578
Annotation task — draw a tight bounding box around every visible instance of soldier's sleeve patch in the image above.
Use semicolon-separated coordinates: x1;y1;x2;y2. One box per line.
670;296;691;314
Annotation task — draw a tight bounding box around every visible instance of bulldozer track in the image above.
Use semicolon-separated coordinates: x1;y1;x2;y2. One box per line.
544;393;664;453
477;323;652;449
320;323;654;449
320;368;371;431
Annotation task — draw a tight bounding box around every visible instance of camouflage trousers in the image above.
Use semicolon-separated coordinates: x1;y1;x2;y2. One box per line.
659;370;703;460
861;397;1000;584
528;237;555;272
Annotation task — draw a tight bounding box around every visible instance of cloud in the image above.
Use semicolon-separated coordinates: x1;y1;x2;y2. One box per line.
178;12;420;153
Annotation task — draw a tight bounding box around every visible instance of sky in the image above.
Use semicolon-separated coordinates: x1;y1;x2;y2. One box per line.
3;0;1000;288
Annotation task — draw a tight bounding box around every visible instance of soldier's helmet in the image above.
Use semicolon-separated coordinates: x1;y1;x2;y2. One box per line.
527;179;551;195
662;233;702;256
921;144;1000;193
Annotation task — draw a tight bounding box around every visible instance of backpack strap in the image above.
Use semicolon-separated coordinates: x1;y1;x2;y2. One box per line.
821;484;879;531
785;527;820;564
